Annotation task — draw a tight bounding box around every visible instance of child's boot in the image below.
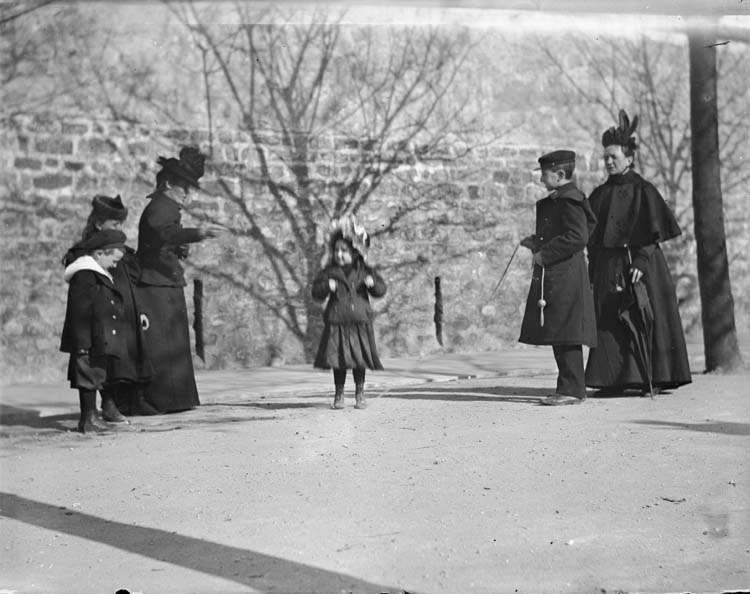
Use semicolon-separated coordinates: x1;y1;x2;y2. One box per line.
77;390;109;433
354;383;367;409
332;385;345;410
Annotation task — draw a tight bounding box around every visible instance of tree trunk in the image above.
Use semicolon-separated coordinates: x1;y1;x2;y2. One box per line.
688;28;743;372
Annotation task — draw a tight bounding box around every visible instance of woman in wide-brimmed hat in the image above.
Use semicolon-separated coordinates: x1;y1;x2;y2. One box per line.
135;146;223;413
585;110;691;396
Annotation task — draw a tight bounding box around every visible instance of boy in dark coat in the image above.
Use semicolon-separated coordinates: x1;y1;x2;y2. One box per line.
518;150;597;405
60;229;128;433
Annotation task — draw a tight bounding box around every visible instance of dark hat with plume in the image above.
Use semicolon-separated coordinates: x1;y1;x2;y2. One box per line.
156;146;207;189
91;194;128;222
79;229;127;253
602;109;639;151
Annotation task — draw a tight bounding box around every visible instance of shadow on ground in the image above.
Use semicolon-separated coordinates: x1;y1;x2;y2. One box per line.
631;419;750;436
214;401;331;411
0;492;417;594
375;385;550;404
0;404;77;432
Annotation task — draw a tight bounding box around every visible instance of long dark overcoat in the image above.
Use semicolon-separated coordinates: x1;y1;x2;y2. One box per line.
584;170;691;389
135;190;206;412
518;182;597;347
312;260;386;370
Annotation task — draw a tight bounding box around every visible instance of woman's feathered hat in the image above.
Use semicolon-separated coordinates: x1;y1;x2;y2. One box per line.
91;194;127;221
156;146;207;189
325;214;370;262
602;109;639;152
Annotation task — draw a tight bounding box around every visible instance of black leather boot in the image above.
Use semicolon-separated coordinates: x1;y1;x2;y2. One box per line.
101;396;128;423
77;390;110;433
332;384;345;410
354;383;367;409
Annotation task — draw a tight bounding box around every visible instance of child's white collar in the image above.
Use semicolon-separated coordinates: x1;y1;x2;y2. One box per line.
63;255;113;284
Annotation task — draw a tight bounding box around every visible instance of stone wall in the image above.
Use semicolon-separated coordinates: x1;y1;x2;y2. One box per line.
1;113;746;385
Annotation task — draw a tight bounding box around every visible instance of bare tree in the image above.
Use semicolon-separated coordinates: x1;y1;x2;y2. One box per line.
688;26;743;371
0;2;99;120
145;3;493;359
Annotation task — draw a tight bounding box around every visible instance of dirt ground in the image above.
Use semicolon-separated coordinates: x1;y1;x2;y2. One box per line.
1;371;749;594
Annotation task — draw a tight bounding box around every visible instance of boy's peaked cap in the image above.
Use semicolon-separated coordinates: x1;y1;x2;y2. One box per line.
537;150;576;170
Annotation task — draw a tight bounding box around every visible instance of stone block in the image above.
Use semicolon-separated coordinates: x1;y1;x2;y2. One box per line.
64;161;85;171
79;137;117;155
162;129;187;142
33;174;72;190
29;114;59;133
62;122;90;135
14;157;42;170
34;137;74;155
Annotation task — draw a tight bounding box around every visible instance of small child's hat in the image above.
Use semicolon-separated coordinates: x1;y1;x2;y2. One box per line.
536;150;576;170
327;214;370;258
80;229;127;253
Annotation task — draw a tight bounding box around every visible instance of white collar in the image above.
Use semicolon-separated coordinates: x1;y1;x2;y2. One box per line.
63;255;113;284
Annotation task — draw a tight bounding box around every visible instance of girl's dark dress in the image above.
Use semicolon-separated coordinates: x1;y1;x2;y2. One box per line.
312;260;386;371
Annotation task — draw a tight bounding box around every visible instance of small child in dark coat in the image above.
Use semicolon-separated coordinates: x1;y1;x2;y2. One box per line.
312;215;387;410
60;229;128;433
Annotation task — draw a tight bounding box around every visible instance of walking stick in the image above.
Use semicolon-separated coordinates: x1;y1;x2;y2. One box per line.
193;278;205;362
485;243;520;305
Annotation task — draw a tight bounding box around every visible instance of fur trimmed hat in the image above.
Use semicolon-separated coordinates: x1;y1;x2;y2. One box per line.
91;194;128;221
156;146;206;189
602;109;639;152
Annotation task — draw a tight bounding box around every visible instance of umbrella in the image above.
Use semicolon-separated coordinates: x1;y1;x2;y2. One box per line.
433;276;443;346
617;251;655;397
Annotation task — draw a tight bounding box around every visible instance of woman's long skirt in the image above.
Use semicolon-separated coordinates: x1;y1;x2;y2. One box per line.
314;322;384;370
136;284;199;412
585;246;692;390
